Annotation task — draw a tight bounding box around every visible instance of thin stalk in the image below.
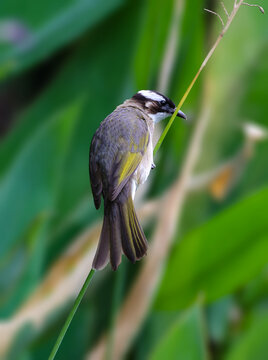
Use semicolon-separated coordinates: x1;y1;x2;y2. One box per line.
48;268;96;360
154;0;244;155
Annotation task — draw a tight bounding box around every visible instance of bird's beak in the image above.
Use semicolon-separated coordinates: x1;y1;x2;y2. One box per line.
176;109;187;120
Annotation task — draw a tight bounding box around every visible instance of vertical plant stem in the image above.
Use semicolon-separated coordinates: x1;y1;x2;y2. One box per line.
48;268;96;360
154;0;244;155
154;69;201;155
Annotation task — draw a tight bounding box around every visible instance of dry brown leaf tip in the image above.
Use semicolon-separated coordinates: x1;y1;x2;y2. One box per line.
209;166;235;200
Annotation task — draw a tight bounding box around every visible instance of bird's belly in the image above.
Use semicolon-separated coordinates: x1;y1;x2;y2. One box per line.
134;141;153;186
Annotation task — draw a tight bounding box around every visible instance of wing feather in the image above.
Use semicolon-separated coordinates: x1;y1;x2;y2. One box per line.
109;131;149;201
89;107;149;203
89;136;103;209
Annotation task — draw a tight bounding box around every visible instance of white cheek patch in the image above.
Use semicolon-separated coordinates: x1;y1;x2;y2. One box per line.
138;90;165;102
148;112;169;123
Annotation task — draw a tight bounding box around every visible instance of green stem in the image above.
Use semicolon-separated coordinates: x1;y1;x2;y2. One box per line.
48;268;96;360
154;0;245;155
154;69;201;156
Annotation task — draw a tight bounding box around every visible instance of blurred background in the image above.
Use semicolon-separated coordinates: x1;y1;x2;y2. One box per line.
0;0;268;359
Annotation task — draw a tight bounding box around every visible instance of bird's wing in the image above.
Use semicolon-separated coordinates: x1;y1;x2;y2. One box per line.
89;135;103;209
89;108;150;204
100;107;149;201
109;124;149;201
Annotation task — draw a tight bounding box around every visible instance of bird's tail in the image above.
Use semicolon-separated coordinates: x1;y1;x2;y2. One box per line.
92;186;148;271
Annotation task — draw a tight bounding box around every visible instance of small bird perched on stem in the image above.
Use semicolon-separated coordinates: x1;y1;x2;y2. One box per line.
89;90;186;270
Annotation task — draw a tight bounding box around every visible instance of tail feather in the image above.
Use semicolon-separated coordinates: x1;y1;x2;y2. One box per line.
92;185;148;271
119;202;136;263
131;207;147;259
92;214;110;270
109;203;122;271
119;195;148;263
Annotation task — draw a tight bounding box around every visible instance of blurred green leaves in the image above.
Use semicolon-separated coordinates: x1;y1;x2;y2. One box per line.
0;100;84;316
134;0;173;89
0;0;267;358
0;101;82;258
150;304;208;360
156;186;268;310
0;0;126;77
199;1;268;170
225;310;268;360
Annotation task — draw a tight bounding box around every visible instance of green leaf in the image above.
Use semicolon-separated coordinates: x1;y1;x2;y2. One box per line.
0;212;49;316
149;304;208;360
155;187;268;310
134;0;174;89
0;100;82;258
0;0;126;77
134;311;182;359
225;310;268;360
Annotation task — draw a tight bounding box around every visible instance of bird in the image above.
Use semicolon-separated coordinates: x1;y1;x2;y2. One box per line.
89;90;187;271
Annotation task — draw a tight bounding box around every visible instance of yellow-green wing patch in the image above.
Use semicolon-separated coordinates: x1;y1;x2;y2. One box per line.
118;152;142;184
110;132;149;201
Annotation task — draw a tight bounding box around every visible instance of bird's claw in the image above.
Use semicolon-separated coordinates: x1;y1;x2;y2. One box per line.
151;162;156;170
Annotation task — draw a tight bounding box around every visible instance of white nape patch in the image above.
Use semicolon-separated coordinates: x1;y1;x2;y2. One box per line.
138;90;165;102
148;112;170;123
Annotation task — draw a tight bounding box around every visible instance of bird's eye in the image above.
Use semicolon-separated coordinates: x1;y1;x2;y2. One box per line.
160;100;166;106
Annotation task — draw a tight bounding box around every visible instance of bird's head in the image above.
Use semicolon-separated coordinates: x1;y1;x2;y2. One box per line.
131;90;187;123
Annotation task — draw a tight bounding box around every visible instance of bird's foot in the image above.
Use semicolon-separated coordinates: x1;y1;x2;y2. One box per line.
151;162;156;170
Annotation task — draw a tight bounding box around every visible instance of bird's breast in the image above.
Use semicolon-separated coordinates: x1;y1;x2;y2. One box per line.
134;137;153;186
